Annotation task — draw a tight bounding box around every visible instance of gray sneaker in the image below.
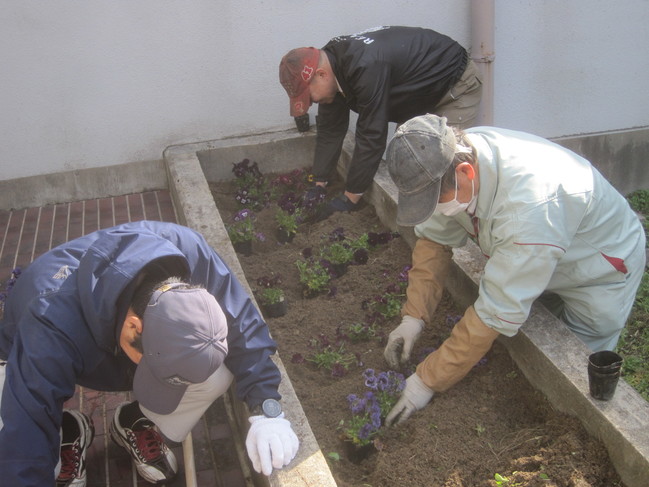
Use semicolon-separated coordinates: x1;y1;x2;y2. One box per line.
109;402;178;484
56;410;95;487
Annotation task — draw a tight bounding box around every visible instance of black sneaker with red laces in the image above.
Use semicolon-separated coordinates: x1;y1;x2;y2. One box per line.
109;402;178;484
56;409;95;487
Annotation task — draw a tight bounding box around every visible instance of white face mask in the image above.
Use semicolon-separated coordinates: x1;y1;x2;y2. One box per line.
434;178;475;217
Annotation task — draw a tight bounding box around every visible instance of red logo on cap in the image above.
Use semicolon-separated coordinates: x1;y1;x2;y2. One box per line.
301;65;314;81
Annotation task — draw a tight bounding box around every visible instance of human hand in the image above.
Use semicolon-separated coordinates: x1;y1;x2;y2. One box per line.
303;185;327;204
385;373;434;426
245;414;299;476
383;316;424;369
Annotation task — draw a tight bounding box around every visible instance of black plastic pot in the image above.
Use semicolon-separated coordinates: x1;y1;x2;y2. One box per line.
330;262;348;278
588;350;623;401
233;240;253;256
263;298;287;318
302;287;324;299
276;227;296;244
294;114;310;132
340;436;376;464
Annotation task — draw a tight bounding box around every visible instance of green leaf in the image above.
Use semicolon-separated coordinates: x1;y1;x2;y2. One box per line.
327;452;341;462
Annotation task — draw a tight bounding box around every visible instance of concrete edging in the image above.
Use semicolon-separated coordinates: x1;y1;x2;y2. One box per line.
163;131;338;487
164;127;649;487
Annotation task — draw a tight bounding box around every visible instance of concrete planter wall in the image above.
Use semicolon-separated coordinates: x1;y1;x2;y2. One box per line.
1;125;647;486
165;128;649;487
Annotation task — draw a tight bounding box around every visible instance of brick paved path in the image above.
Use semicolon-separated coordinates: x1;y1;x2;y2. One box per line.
0;191;247;486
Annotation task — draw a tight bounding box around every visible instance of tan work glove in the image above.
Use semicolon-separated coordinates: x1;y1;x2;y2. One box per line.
401;238;452;323
418;306;500;392
384;315;425;369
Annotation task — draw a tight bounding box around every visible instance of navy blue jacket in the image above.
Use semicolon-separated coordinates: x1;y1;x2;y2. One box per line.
0;221;280;485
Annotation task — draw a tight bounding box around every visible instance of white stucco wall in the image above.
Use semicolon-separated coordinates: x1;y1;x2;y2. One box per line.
1;0;647;181
0;1;467;180
494;0;649;137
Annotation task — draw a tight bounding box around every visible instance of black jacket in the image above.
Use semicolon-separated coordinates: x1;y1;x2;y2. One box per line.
314;26;467;193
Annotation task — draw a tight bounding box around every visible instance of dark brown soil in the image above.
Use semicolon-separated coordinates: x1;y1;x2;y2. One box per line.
211;175;624;487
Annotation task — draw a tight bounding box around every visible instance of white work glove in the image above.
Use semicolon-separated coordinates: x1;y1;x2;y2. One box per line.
385;373;434;426
384;315;425;369
245;414;299;476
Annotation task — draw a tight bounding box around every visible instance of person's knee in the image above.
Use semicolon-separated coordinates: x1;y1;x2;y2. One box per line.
561;306;624;351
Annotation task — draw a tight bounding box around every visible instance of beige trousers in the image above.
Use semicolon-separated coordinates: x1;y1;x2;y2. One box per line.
434;59;484;129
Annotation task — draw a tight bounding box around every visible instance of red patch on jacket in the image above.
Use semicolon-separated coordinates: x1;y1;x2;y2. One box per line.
601;253;628;274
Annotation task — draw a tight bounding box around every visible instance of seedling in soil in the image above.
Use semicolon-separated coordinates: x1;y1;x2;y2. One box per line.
326;452;341;462
307;339;355;377
226;209;265;244
321;241;354;266
275;191;304;236
257;287;285;306
269;168;309;197
348;322;379;342
361;266;411;322
231;159;270;210
493;473;509;486
363;286;405;321
296;258;331;297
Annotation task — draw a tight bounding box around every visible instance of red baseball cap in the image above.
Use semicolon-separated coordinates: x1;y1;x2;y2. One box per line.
279;47;320;117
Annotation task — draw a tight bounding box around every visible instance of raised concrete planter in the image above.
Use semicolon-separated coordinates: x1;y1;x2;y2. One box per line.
164;127;649;487
2;124;646;485
164;129;338;487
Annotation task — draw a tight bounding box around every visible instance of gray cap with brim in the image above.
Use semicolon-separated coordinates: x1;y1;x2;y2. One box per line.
386;115;457;226
134;284;228;415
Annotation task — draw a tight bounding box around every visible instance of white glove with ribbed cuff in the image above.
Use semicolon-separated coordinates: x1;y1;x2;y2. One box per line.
384;315;425;369
385;373;435;426
245;413;299;476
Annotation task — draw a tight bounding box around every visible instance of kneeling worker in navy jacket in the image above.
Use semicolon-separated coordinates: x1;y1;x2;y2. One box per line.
0;221;298;486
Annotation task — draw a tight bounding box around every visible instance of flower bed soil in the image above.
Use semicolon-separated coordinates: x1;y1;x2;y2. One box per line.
211;177;623;487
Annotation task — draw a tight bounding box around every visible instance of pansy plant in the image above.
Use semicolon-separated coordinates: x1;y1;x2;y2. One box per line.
226;209;265;244
343;369;406;446
232;158;271;210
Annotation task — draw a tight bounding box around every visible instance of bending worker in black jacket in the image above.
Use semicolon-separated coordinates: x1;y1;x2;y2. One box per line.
279;26;482;218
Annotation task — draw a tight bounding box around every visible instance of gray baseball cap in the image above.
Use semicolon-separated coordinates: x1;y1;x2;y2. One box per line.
134;284;228;415
386;115;457;226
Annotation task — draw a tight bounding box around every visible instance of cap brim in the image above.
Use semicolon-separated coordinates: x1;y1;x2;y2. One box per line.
138;365;232;442
289;88;311;117
396;179;441;226
134;356;187;415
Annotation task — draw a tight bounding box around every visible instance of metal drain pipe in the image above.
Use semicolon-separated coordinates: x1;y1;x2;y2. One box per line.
471;0;495;125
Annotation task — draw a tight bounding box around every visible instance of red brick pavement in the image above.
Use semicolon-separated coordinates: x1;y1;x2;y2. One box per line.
0;191;247;487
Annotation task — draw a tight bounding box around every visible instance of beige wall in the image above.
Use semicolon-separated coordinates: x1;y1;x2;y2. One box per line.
1;1;647;184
